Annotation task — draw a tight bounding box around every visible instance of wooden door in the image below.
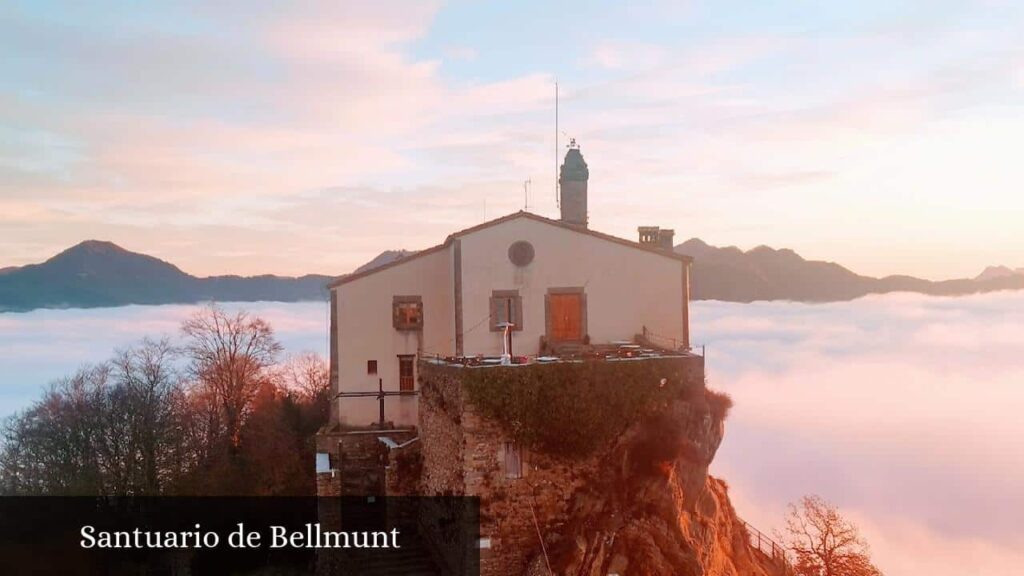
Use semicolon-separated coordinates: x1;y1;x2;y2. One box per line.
549;293;582;342
398;355;415;392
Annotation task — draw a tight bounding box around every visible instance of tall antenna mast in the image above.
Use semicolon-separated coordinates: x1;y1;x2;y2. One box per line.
554;80;559;208
523;178;531;211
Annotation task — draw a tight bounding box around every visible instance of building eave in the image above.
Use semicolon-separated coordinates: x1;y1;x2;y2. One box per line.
328;211;691;290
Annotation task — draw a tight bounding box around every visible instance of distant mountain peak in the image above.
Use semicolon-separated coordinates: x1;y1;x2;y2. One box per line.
678;238;709;249
975;265;1024;282
0;240;334;312
33;239;190;282
48;240;132;260
352;249;416;274
62;239;129;256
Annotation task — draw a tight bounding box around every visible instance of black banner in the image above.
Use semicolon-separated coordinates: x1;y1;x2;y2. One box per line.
0;497;480;575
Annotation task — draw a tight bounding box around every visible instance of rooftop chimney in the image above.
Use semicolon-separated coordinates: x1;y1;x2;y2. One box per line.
638;226;660;245
658;229;675;250
558;140;588;227
638;226;675;251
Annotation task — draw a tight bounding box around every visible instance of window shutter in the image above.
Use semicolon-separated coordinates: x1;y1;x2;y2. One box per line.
513;295;524;331
489;296;500;330
490;291;522;331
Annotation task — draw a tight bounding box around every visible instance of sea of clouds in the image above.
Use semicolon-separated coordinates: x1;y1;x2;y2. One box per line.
695;292;1024;575
1;292;1022;574
0;302;330;417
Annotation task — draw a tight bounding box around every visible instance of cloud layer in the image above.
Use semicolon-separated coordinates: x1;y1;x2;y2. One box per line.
696;291;1024;574
0;302;328;414
1;291;1023;572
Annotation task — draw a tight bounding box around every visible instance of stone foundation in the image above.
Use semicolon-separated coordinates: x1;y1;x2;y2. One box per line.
311;354;791;576
417;355;707;576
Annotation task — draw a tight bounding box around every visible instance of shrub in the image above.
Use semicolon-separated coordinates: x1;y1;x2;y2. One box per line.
451;358;702;458
628;412;708;477
704;388;734;422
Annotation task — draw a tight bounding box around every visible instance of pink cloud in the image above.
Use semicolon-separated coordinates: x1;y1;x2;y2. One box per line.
699;292;1024;573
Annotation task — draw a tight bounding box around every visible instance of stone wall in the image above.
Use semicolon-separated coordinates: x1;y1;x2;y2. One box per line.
418;356;708;576
315;426;417;497
418;366;467;496
383;440;422;496
461;406;603;576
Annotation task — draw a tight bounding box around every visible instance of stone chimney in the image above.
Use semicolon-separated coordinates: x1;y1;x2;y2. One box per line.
559;140;588;227
658;229;675;250
638;226;675;251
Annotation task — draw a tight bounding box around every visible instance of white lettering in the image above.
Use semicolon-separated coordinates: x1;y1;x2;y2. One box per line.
77;526;220;549
270;525;288;548
80;525;96;549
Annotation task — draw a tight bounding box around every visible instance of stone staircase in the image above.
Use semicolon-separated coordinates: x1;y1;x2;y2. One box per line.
333;433;442;575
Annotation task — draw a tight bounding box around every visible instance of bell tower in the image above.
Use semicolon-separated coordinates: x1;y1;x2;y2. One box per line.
558;139;588;228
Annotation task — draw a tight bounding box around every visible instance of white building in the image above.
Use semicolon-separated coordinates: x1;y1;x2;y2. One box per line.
327;146;693;427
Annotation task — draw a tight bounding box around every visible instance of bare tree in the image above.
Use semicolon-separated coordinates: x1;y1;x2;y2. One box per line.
0;365;110;494
108;337;182;494
1;313;334;497
181;305;282;450
279;352;331;416
783;495;883;576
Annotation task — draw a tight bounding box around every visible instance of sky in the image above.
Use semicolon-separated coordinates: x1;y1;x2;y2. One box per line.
3;292;1023;574
2;0;1023;280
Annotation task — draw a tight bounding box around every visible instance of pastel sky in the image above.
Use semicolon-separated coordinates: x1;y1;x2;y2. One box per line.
2;1;1023;279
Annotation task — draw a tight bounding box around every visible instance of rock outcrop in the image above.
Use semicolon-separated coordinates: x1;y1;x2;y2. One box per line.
525;398;789;576
414;358;790;576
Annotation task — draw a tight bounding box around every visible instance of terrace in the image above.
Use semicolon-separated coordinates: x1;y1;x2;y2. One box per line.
421;328;703;369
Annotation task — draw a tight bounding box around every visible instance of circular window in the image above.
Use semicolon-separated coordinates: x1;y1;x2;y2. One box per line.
508;241;535;267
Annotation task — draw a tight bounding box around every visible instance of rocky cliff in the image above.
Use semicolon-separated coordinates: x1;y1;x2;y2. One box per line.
527;398;789;576
416;358;790;576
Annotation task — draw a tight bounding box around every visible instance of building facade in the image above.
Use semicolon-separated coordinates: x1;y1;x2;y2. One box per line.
327;146;693;427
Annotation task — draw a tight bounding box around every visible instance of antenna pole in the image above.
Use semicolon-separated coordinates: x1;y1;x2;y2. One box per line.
555;80;559;209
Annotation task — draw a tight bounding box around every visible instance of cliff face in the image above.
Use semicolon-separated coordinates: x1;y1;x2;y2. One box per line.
529;397;789;576
416;358;789;576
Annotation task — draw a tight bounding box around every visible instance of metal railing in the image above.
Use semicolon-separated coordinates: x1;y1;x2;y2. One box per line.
639;326;705;357
740;519;790;566
416;327;706;369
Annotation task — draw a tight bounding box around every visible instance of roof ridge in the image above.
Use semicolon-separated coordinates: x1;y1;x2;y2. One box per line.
328;211;690;289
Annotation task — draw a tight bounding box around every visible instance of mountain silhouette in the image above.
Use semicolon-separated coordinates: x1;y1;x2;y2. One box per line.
676;238;1024;302
0;241;332;312
1;239;1022;312
351;250;415;274
974;265;1024;282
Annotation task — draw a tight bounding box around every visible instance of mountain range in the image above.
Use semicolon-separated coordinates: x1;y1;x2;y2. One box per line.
677;239;1024;302
0;241;332;312
0;239;1021;312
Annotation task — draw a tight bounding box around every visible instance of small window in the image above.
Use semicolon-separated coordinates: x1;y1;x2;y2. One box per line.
398;355;415;392
367;360;377;375
393;296;423;331
490;291;523;332
503;442;523;479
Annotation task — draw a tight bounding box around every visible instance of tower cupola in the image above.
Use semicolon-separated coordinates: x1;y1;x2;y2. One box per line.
558;139;588;227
